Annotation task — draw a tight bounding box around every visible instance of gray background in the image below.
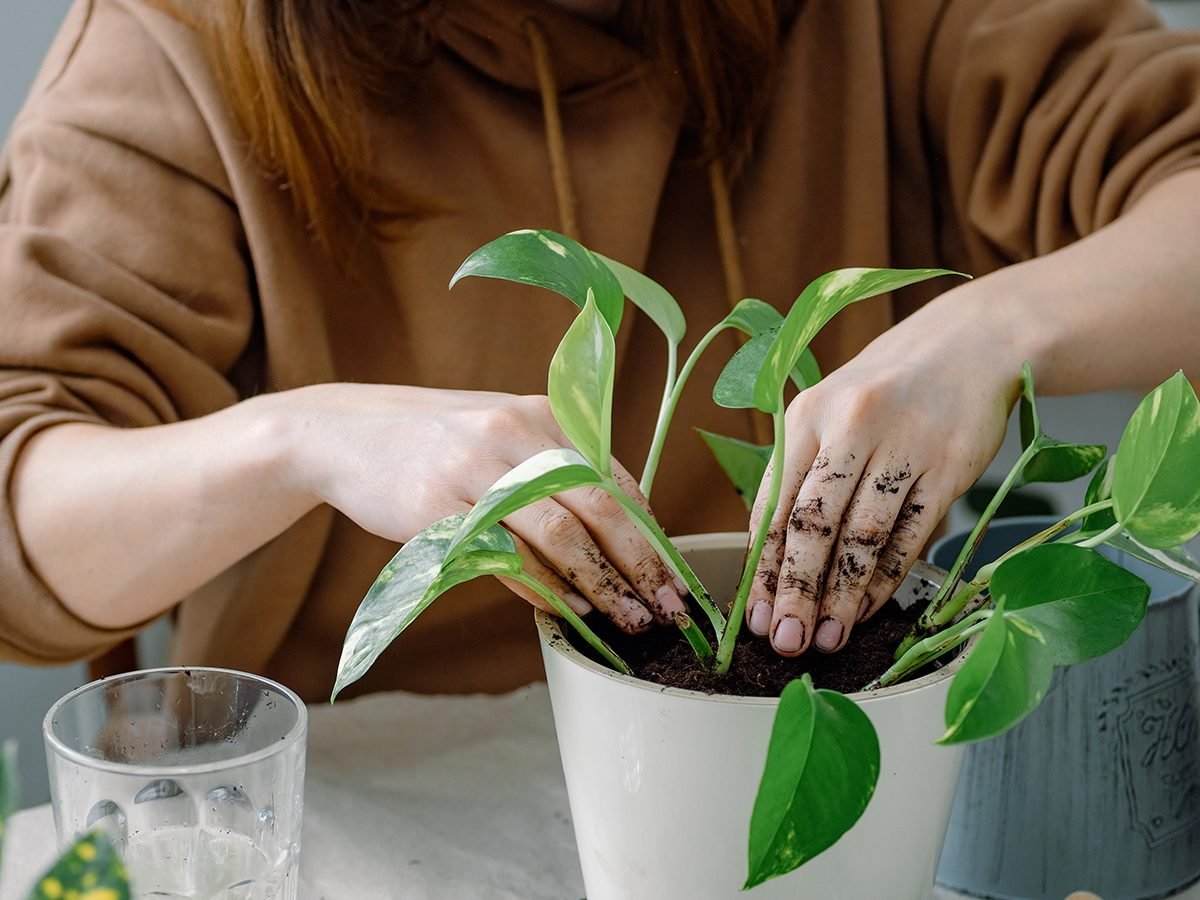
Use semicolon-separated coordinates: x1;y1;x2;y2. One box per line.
2;0;1199;809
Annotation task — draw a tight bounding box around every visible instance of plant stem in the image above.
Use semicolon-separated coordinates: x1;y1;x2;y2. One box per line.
868;608;991;690
713;408;785;674
605;481;727;634
512;572;632;675
970;498;1113;585
1079;521;1123;549
894;495;1116;661
675;612;715;664
916;441;1040;632
640;323;727;498
640;341;678;499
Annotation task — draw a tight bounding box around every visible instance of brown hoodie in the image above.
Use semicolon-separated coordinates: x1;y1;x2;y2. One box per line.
2;0;1198;700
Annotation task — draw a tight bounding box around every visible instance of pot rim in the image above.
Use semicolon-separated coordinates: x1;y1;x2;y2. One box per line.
536;531;972;707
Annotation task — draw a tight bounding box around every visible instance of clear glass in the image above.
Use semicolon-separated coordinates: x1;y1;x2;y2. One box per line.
43;667;306;900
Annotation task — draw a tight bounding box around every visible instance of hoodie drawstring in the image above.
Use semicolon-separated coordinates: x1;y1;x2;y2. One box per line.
524;17;771;445
524;18;581;241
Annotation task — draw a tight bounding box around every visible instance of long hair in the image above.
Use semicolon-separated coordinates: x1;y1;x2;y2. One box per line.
181;1;799;253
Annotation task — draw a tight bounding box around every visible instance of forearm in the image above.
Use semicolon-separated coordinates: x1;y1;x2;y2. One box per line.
11;392;318;630
916;167;1200;394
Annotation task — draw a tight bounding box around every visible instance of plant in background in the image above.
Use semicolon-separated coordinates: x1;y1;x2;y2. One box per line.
0;741;131;900
334;230;1200;888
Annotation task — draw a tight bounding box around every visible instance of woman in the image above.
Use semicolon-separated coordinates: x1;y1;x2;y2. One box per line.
2;0;1198;701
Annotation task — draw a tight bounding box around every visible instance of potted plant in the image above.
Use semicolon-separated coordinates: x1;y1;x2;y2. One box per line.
332;230;1200;898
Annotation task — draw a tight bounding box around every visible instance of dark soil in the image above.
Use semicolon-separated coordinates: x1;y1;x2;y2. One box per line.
571;597;929;697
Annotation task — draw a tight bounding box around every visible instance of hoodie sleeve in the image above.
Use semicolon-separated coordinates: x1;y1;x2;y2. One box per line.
0;0;253;663
924;0;1200;273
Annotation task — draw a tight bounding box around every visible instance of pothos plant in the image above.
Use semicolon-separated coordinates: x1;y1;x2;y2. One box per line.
333;229;1200;888
0;741;131;900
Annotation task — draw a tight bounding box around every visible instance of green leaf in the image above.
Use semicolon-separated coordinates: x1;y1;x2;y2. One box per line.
1078;455;1118;537
721;297;783;336
548;290;616;474
939;602;1053;745
28;830;130;900
992;543;1149;666
755;268;962;413
1104;532;1200;583
721;298;821;390
1073;453;1200;580
450;229;624;334
0;739;16;868
696;429;772;510
594;253;685;344
447;448;605;561
746;675;880;888
334;516;521;700
1017;363;1106;485
713;329;777;410
1113;372;1200;548
793;347;822;391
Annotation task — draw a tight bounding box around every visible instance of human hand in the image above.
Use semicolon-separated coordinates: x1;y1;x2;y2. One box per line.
289;383;685;633
744;293;1021;656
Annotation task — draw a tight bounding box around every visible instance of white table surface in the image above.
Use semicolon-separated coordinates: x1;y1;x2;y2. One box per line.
2;685;1196;900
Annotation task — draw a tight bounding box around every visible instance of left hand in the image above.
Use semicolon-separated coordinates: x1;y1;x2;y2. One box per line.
744;289;1021;656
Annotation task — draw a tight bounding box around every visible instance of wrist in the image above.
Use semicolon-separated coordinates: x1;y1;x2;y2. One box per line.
914;277;1040;402
232;388;327;512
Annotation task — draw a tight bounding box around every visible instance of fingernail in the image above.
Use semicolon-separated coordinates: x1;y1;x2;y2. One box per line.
654;584;687;617
748;602;772;636
815;617;844;652
565;592;592;616
673;575;688;596
773;617;805;653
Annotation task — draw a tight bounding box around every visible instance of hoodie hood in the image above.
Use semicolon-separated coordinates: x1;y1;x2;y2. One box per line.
437;0;645;94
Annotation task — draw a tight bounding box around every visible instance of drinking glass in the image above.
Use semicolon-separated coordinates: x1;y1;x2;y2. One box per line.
44;667;306;900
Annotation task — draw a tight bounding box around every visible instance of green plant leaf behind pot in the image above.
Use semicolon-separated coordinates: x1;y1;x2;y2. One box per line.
447;447;605;560
746;674;880;888
754;268;962;414
334;515;521;700
714;329;778;410
939;601;1053;745
449;229;624;334
594;253;685;345
0;739;16;867
1017;363;1106;485
721;298;821;389
1113;371;1200;548
548;290;616;474
991;543;1149;666
695;429;772;510
28;830;130;900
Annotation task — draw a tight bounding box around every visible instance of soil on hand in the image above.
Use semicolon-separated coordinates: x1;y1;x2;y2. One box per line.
570;598;928;697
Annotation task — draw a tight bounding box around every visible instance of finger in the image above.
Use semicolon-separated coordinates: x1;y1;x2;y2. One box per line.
811;452;915;653
504;499;654;634
498;534;593;617
556;483;686;625
771;447;867;656
857;478;947;623
744;430;820;639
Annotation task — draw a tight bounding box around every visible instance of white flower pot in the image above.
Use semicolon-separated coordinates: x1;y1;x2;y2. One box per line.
537;533;969;900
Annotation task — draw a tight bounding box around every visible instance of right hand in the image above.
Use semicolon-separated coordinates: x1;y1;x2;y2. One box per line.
286;383;686;633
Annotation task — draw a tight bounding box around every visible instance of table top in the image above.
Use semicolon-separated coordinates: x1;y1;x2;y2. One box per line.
2;685;1196;900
